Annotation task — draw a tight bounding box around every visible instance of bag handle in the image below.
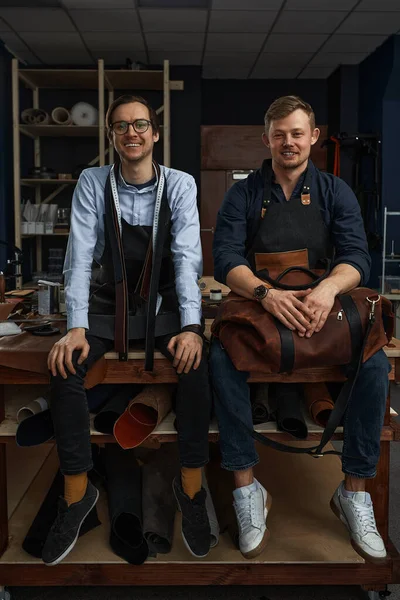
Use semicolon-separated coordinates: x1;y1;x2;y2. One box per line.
257;259;331;291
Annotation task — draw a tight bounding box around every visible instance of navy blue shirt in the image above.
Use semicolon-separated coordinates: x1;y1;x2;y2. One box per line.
213;160;371;286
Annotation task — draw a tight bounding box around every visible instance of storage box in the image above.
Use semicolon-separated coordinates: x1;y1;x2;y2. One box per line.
379;275;400;294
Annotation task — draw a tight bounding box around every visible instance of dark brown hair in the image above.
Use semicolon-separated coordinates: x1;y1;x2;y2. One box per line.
105;94;159;141
264;95;315;132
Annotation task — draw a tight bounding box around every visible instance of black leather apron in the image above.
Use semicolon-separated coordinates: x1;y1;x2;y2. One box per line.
247;159;333;269
87;164;180;367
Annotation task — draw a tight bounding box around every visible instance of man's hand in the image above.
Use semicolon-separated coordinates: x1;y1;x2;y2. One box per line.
261;288;314;335
47;328;90;379
167;331;203;374
301;280;338;338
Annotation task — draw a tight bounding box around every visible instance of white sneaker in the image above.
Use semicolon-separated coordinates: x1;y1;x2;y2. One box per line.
233;478;272;559
330;484;387;562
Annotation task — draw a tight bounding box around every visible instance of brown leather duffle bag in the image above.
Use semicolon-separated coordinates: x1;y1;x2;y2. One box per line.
212;250;394;375
212;287;393;375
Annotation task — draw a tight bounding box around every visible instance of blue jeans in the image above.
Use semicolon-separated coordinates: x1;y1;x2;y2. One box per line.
209;338;390;478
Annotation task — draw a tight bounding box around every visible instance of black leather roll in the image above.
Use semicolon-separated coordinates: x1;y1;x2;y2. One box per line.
270;383;308;439
142;442;179;555
101;444;148;564
93;384;142;434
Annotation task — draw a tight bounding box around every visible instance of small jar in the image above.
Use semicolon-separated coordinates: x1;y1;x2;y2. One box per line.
210;288;222;301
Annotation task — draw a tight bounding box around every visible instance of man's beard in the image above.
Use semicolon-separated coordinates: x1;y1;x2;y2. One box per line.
275;153;308;170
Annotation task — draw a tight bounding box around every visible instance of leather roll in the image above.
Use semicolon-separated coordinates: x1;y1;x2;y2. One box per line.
114;384;175;449
270;383;308;440
142;442;179;555
303;382;335;428
202;469;220;548
251;383;270;425
102;444;148;565
204;444;239;549
93;384;142;434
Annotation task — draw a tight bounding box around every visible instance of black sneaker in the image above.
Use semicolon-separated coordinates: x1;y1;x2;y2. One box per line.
172;476;211;558
42;480;99;566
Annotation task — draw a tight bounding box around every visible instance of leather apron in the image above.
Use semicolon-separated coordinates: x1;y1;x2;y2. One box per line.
247;159;333;270
87;168;180;345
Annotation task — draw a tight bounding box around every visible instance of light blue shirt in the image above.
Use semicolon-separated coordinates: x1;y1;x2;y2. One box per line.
64;164;203;331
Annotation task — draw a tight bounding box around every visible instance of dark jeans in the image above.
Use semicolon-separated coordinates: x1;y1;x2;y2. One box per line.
50;333;211;475
209;338;390;479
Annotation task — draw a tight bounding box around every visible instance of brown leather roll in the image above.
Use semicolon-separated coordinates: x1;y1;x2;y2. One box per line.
114;384;175;449
302;382;334;428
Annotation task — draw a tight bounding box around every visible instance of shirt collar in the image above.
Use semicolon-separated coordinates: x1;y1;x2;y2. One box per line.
117;163;159;191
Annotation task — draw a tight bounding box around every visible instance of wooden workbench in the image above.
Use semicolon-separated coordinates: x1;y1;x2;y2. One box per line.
0;334;399;596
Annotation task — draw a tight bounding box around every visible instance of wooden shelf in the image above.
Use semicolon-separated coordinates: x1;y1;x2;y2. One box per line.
105;69;164;91
20;125;100;138
21;179;78;186
0;441;365;581
18;69;99;90
21;232;69;238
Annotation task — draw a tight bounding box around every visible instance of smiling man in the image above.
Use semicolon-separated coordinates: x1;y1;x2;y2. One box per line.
210;95;390;562
44;95;212;565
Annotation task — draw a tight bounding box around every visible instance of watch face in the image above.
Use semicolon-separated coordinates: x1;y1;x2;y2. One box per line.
254;285;267;299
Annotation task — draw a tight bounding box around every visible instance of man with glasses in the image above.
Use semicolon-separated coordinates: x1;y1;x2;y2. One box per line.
44;95;212;565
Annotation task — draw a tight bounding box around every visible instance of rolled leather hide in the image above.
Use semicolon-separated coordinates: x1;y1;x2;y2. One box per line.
270;383;308;440
302;382;335;428
102;444;148;565
93;384;142;434
142;442;179;554
114;384;175;449
250;383;270;425
202;469;220;548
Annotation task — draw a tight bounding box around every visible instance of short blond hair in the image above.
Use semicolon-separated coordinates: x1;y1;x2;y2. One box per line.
264;95;315;132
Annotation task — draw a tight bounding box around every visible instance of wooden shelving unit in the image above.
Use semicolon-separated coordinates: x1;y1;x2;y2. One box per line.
12;58;182;280
0;348;399;593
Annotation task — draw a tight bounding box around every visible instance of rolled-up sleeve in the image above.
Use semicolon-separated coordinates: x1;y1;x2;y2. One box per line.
170;176;202;328
331;178;371;285
213;183;251;285
63;171;99;330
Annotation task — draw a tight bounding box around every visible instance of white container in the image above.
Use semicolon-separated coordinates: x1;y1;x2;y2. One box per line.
27;221;36;234
21;222;28;234
45;222;54;234
35;221;44;234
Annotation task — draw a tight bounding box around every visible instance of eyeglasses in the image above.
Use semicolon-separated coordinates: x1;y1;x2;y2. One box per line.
110;119;152;135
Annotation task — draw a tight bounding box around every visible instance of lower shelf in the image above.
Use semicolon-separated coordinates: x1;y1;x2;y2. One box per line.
0;442;396;586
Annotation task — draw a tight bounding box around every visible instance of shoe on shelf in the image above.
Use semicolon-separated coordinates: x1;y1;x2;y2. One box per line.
233;478;272;559
172;476;211;558
42;480;99;566
330;483;387;563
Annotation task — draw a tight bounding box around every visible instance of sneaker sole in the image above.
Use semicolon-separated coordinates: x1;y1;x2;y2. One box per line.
172;482;210;559
44;488;100;567
241;492;273;560
330;497;387;564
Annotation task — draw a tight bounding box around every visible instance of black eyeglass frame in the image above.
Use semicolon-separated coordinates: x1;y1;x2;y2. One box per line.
110;119;153;135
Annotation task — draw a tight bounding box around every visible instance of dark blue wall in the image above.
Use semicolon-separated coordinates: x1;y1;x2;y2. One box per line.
201;78;327;126
0;42;13;272
358;36;400;287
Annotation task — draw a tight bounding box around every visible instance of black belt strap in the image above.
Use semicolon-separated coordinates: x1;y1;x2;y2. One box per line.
224;293;373;457
274;318;295;373
144;174;170;371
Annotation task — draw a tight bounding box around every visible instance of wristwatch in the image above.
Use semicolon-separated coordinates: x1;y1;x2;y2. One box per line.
253;284;269;301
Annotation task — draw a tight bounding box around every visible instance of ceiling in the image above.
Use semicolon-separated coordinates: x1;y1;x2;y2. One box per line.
0;0;399;79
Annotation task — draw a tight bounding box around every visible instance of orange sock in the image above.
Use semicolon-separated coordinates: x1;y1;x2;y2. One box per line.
181;467;202;499
64;472;88;506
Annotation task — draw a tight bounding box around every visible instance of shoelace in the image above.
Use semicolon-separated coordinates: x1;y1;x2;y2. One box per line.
189;501;207;527
354;503;378;535
235;495;262;534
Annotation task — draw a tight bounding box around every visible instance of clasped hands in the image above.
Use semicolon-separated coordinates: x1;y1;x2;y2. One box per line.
261;280;338;338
